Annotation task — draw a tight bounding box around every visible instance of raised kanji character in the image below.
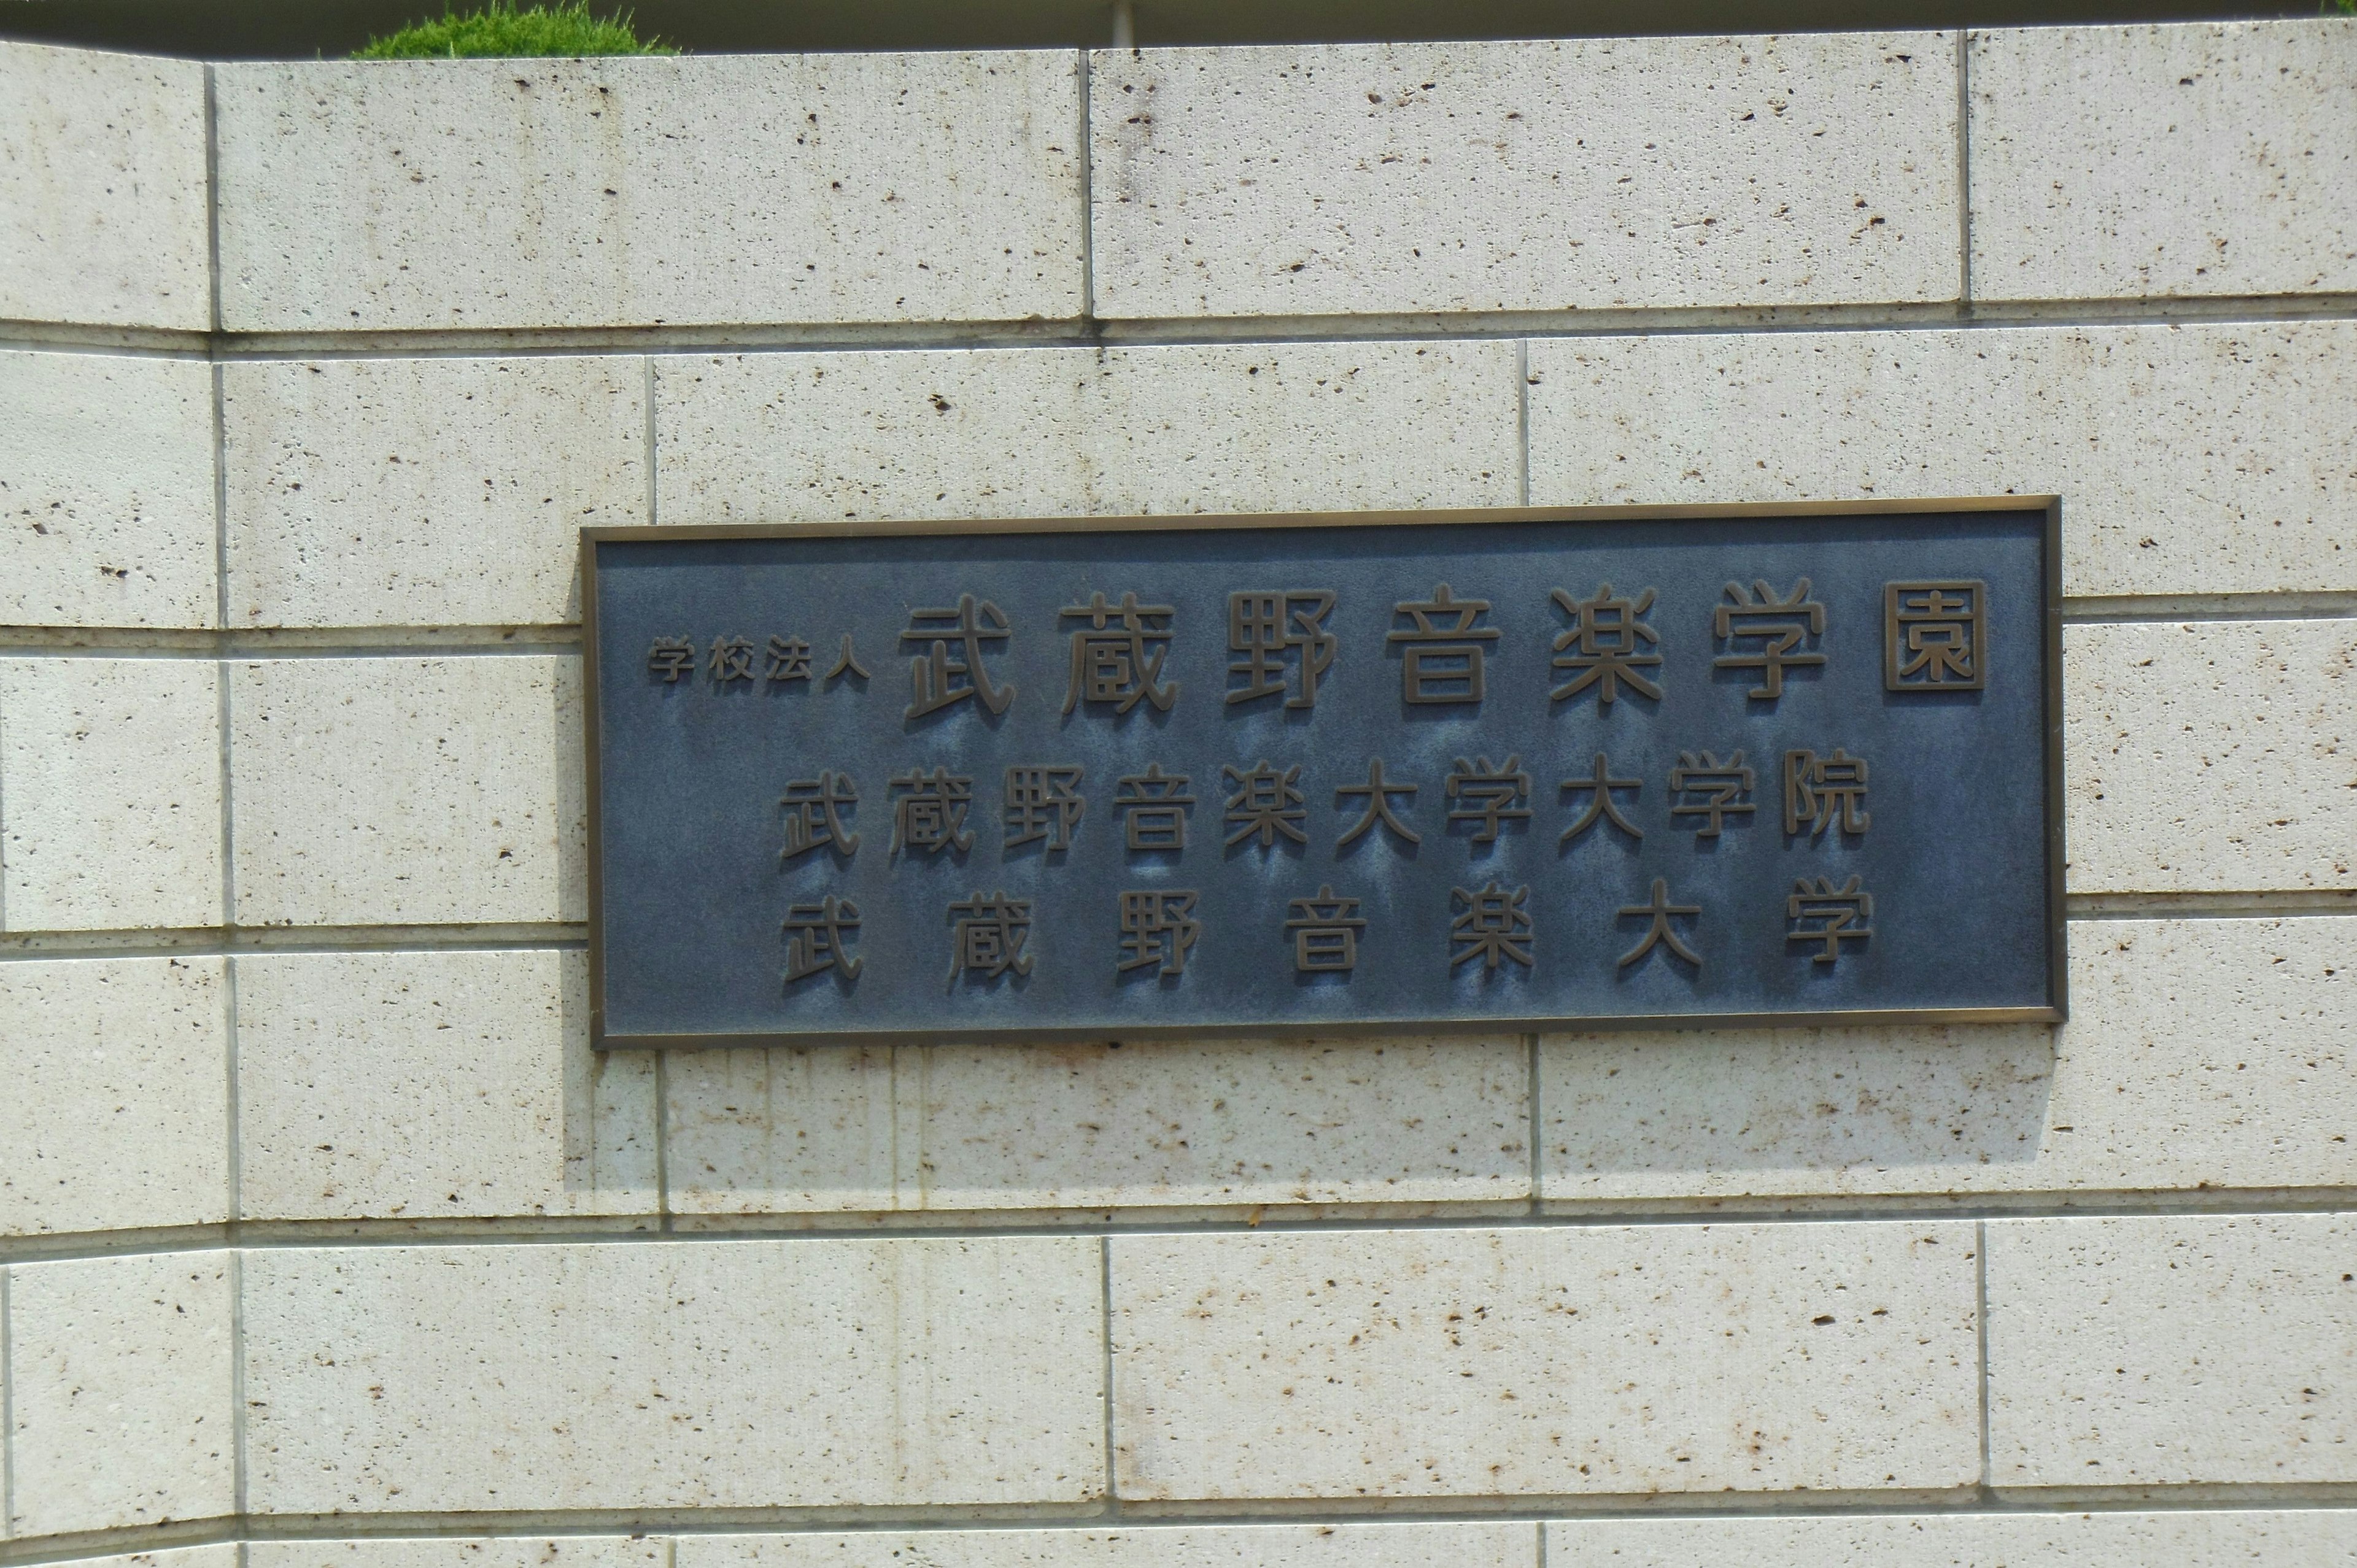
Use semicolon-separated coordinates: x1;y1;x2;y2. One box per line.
1787;875;1873;964
1450;881;1534;972
1004;765;1085;852
948;890;1032;982
1284;884;1366;972
1714;578;1827;701
648;636;696;682
1388;583;1498;706
1117;889;1201;978
780;771;859;860
1062;591;1178;716
902;594;1014;718
765;635;814;684
1115;764;1195;852
709;635;757;684
1223;760;1307;849
1616;878;1702;970
1226;590;1337;708
1336;759;1420;848
1784;747;1871;838
890;767;976;855
1884;580;1986;691
1445;754;1532;844
1559;752;1644;843
1668;750;1755;838
782;894;862;984
1550;583;1663;706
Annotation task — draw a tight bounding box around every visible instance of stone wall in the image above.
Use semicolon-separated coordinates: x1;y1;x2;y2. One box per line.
1;20;2353;1564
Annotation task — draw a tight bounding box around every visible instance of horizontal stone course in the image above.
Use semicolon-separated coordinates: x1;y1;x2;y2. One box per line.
223;356;646;630
0;957;228;1238
1524;322;2357;600
654;340;1519;525
250;1547;663;1568
1110;1222;1980;1499
667;1035;1530;1218
213;53;1085;332
6;1250;236;1537
2065;618;2355;895
53;1550;239;1568
0;657;222;932
1970;21;2357;301
1547;1510;2357;1564
0;42;210;330
1987;1213;2357;1485
682;1525;1536;1566
1543;916;2353;1203
235;949;656;1221
0;350;218;629
229;655;582;926
242;1237;1105;1512
1090;35;1959;319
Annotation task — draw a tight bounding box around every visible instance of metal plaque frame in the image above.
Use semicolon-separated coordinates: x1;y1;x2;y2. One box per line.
582;498;2066;1049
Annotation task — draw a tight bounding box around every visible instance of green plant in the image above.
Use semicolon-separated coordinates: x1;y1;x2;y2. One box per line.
2329;0;2356;15
352;0;675;58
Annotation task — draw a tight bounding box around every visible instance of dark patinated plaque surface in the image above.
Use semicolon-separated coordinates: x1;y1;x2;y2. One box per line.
584;503;2063;1048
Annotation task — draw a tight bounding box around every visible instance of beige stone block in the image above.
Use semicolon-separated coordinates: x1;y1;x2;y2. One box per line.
1988;1213;2357;1485
6;1251;235;1536
668;1036;1530;1217
1523;323;2357;600
252;1542;664;1568
1110;1222;1979;1499
242;1236;1104;1512
223;356;646;630
1546;1510;2357;1565
2067;619;2354;895
1;658;222;932
0;957;228;1237
214;53;1083;332
0;350;217;628
684;1524;1536;1567
0;42;210;330
1542;917;2353;1203
1091;36;1959;319
656;340;1518;523
230;655;582;926
1970;21;2357;301
236;949;654;1221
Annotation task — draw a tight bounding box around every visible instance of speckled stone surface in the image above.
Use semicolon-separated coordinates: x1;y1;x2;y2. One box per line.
224;356;646;629
1970;21;2357;301
1091;36;1960;318
214;53;1086;332
654;340;1519;525
0;42;211;330
1526;322;2357;599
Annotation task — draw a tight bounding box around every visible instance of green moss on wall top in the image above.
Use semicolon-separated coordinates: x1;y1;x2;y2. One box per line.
352;1;675;58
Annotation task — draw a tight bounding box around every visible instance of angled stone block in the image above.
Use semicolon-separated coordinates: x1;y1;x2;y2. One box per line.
1;657;223;932
223;356;645;629
236;949;656;1221
1112;1222;1979;1499
0;957;229;1238
1970;21;2357;301
215;53;1085;331
0;42;210;330
230;655;582;926
0;350;217;628
1092;36;1959;319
